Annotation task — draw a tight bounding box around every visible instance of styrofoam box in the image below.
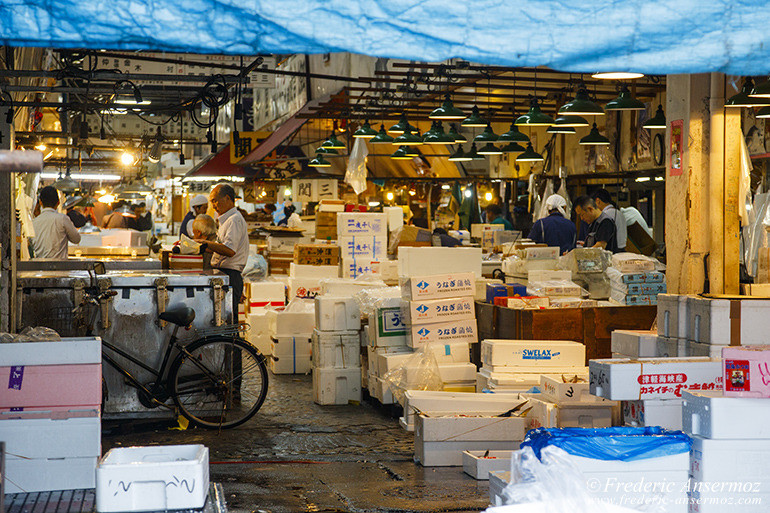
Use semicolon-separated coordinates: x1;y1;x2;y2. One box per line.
589;357;723;400
413;415;526;466
288;277;322;299
289;263;339;279
371;375;395;404
100;229;147;248
682;390;770;438
367;346;380;375
481;339;586;368
611;330;659;358
462;450;513;480
429;342;471;364
369;302;409;347
688;296;770;345
408;319;477;347
270;354;311;375
338;236;387;261
271;309;315;335
315;296;361;332
1;363;101;409
656;336;680;357
408;362;476;384
312;367;362;405
271;334;312;356
398;247;483;279
539;375;602;403
657;294;689;339
400;272;476;302
319;278;387;297
525;396;614;429
336;212;388;236
96;445;209;512
5;456;98;493
688;489;770;513
311;329;360;369
402;296;476;325
723;344;770;397
377;351;414;375
0;337;102;365
480;368;588;390
401;390;527;431
686;341;722;358
622;398;683;430
370;259;399;282
383;206;404;232
690;435;770;483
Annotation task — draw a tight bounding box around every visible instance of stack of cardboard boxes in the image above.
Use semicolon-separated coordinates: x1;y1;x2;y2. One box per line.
312;296;362;405
338;212;388;278
287;244;340;301
607;267;666;306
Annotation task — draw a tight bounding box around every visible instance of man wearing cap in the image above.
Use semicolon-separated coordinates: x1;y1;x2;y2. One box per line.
528;194;576;255
32;185;81;259
180;195;208;239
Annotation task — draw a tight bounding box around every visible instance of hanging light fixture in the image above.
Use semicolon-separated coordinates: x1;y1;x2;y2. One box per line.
478;142;503;155
547;125;576;134
553;115;590;127
515;98;555;126
461;105;487;127
591;72;645;80
501;142;526;154
315;146;339;155
732;77;770;104
429;94;466;120
53;170;79;193
474;124;498;143
352;120;378;139
579;123;610;145
756;106;770;118
392;127;424;146
447;146;471;162
309;154;332;167
558;86;604;116
148;127;164;163
498;122;530;143
643;105;667;129
516;143;544;162
388;113;411;134
422;121;440;140
423;122;455;145
448;124;467;143
749;76;770;99
391;145;417;160
370;124;395;144
320;132;346;150
605;85;646;111
465;142;484;160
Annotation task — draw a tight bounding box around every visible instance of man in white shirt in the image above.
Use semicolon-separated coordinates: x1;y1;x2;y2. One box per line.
591;188;627;252
198;183;249;323
32;186;81;259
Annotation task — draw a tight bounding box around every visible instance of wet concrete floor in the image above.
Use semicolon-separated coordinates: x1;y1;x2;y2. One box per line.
102;374;491;513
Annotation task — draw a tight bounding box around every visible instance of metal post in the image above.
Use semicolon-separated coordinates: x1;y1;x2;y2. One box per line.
0;106;14;332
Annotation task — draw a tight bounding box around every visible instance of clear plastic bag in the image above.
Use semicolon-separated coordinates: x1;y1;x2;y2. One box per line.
11;326;61;342
382;345;443;405
242;253;268;279
344;138;368;195
355;287;402;320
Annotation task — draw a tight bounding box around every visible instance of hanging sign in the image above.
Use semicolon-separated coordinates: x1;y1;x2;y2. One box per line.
291;179;339;202
230;132;262;163
669;119;684;177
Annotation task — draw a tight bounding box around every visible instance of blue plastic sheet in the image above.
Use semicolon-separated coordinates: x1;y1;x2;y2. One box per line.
2;1;770;74
521;427;692;462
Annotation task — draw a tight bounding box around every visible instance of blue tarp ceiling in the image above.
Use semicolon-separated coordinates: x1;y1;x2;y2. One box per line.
2;1;768;75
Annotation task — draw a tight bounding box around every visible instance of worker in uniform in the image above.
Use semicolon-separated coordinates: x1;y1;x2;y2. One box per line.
574;195;620;253
180;194;209;239
31;185;81;259
527;194;576;255
591;188;627;253
486;203;513;230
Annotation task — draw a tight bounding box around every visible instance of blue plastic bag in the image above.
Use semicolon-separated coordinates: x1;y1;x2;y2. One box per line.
520;426;691;462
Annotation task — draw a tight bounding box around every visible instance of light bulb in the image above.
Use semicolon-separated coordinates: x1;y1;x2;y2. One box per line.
464;189;472;198
386;192;394;201
485;192;493;201
98;193;115;204
284;188;292;197
120;151;134;166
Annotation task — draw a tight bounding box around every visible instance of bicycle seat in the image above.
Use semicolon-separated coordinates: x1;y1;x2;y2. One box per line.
159;306;195;327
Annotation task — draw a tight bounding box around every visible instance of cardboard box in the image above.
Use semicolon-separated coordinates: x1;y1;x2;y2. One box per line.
311;330;360;369
315;224;337;241
409;319;477;347
293;244;340;265
525;396;614;429
289;263;339;278
402;296;475;325
398;247;483;278
589;357;723;400
414;415;526;466
315;296;361;332
682;390;770;439
400;272;476;301
315;211;339;226
621;398;683;430
462;450;513;480
312;367;362;405
485;282;525;303
396;225;432;243
336;212;388;237
723;344;770;397
481;339;585;368
611;330;658;358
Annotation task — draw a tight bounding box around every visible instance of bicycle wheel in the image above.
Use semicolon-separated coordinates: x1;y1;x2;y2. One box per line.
168;336;268;429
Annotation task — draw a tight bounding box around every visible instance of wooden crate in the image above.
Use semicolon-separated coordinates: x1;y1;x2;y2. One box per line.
583;305;656;361
476;301;498;341
496;306;518;339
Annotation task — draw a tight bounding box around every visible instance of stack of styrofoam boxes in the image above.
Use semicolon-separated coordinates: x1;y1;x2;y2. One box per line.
476;339;587;393
269;300;315;374
685;297;770;358
656;293;689;357
312;296;363;405
523;375;617;430
245;279;286;356
0;338;101;493
607;267;666;306
400;272;477;392
590;356;723;435
287;261;339;301
337;212;388;279
683;387;770;512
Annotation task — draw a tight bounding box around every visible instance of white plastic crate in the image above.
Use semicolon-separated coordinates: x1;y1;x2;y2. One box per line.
611;330;658;358
622;398;683;430
311;330;360;369
96;445;209;512
312;367;362;405
462;450;513;480
682;390;770;439
481;339;585;368
314;296;361;332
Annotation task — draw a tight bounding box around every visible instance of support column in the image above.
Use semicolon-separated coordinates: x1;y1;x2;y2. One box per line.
0;105;15;332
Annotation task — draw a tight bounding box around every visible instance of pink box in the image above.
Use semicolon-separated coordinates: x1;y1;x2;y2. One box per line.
0;363;101;409
723;345;770;398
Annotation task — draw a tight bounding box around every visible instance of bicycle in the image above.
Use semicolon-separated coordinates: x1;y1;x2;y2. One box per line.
76;264;268;429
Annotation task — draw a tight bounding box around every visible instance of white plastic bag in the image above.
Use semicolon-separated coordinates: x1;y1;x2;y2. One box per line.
345;137;368;195
382;346;443;405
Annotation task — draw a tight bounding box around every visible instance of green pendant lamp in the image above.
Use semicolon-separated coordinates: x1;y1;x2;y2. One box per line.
558;86;605;116
390;146;410;160
388;114;411;134
498;121;530;143
309;154;331;167
501;141;526;153
429;94;466;120
750;76;770;99
448;124;468;143
370;124;395;144
642;105;667;129
478;142;503;155
352;120;378;138
733;77;770;105
474;124;498;143
605;86;645;111
320;132;346;149
554;115;590;127
392;127;424;146
515;98;555;126
461;105;487;127
547;125;576;134
516;143;544;162
579;123;610;145
465;142;484;160
423;122;456;144
315;146;339;155
448;145;471;162
422;121;440;139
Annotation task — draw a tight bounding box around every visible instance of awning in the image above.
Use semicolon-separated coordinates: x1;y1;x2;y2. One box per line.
183;144;245;179
2;2;770;74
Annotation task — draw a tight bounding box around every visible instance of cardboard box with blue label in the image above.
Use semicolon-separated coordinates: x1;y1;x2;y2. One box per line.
368;298;409;347
401;272;476;301
408;319;478;347
480;339;586;369
402;296;476;325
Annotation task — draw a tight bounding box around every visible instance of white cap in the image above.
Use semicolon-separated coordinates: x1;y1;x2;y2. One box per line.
190;195;208;208
545;194;567;217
